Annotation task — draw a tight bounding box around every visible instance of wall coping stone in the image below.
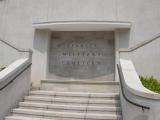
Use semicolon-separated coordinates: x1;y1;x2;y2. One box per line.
0;58;31;89
120;59;160;99
32;21;131;31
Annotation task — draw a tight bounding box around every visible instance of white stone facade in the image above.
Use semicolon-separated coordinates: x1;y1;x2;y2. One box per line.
0;0;160;87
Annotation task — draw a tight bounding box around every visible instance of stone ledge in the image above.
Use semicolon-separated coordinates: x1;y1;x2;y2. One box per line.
41;79;119;85
120;59;160;99
33;20;131;31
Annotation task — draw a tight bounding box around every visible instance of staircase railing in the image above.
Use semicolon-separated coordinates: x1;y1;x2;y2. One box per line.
117;64;150;111
0;38;33;119
117;33;160;113
120;33;160;52
0;38;32;90
0;38;32;53
0;38;33;66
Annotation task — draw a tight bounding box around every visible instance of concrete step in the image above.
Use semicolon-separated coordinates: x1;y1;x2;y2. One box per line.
5;115;83;120
12;108;121;120
6;115;122;120
5;80;121;120
24;96;120;105
6;116;52;120
29;90;120;99
19;102;121;114
18;107;120;115
41;80;119;93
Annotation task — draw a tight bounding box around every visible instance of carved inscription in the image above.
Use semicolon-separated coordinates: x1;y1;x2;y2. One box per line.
49;32;115;79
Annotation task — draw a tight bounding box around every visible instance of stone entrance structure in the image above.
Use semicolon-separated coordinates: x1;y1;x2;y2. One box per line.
49;31;115;81
33;21;131;81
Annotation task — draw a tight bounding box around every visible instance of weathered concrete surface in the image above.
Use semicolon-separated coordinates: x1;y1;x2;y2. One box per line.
49;31;115;81
117;0;160;46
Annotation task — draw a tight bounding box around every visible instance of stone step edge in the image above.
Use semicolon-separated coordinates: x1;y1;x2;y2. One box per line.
29;90;119;97
41;80;119;85
12;108;121;119
5;116;52;120
24;96;120;104
6;115;121;120
19;102;121;111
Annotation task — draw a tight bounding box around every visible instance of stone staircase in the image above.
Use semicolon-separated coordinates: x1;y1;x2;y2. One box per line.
5;80;122;120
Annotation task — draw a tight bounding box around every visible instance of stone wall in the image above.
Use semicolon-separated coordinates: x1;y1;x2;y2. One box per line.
0;40;19;67
120;37;160;79
0;0;160;85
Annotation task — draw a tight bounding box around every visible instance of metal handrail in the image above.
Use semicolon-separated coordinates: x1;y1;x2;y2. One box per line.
119;33;160;52
117;64;150;111
0;39;32;53
0;63;32;91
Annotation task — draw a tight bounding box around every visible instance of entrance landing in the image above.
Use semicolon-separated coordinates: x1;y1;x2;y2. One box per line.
41;80;119;93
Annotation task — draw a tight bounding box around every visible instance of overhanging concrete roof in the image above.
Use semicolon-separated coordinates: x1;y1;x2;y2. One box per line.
33;21;131;31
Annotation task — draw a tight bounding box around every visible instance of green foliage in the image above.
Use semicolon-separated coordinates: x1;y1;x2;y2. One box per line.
140;76;160;94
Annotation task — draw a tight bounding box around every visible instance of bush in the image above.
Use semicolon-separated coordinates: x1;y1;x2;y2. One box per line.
140;76;160;94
